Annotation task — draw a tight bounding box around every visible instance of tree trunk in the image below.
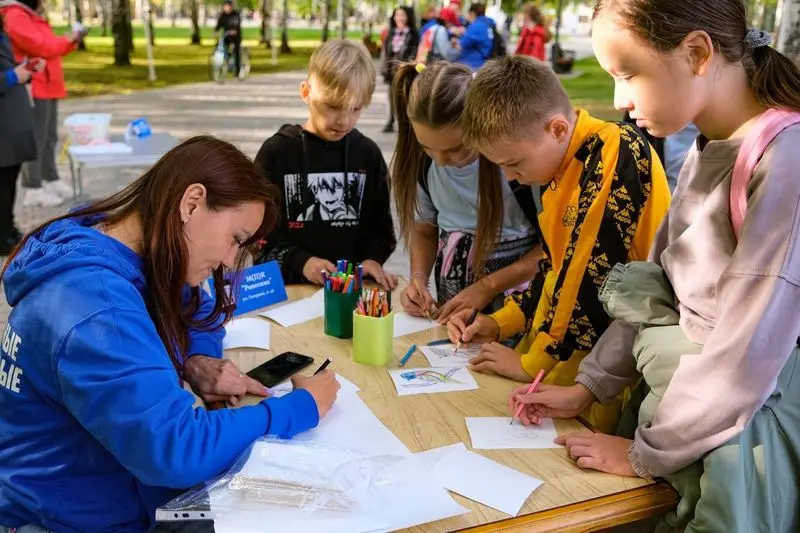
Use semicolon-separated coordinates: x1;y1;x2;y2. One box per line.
112;0;133;66
75;0;87;50
190;0;201;44
280;0;292;53
322;0;331;42
147;6;156;46
100;0;111;36
260;0;272;48
777;0;800;65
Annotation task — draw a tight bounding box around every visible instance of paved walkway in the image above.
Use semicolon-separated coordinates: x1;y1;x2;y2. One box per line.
1;36;596;326
1;67;405;327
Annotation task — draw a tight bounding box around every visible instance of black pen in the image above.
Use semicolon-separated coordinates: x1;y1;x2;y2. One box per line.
313;358;332;375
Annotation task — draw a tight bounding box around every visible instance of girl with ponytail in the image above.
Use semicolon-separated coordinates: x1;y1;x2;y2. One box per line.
390;61;540;324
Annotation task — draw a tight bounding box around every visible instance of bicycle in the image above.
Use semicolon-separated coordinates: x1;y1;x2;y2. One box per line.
208;34;251;83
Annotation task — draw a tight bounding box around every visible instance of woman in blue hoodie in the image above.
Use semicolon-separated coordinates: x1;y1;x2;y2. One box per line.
0;136;340;533
453;3;495;70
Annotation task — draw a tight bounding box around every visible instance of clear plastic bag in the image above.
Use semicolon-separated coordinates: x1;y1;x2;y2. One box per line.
155;437;405;522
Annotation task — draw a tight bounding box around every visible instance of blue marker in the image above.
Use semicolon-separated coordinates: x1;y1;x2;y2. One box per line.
427;339;451;346
399;344;417;367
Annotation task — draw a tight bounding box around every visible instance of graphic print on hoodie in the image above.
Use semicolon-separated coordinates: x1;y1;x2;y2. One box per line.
255;125;397;284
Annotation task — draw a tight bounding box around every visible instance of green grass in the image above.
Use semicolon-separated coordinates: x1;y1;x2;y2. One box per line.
58;24;615;115
57;24;359;98
53;24;364;44
560;57;616;120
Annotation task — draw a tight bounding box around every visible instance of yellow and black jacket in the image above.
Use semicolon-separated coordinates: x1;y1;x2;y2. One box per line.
491;109;671;430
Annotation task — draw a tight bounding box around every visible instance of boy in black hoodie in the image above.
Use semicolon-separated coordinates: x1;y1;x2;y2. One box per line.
255;40;397;289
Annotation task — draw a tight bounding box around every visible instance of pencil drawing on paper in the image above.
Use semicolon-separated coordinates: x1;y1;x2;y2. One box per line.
429;345;479;360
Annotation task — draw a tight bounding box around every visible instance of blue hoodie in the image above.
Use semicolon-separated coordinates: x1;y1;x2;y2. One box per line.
0;215;319;532
458;15;495;70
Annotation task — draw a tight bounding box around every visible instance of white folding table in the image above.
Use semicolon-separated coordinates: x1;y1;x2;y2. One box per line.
67;133;180;199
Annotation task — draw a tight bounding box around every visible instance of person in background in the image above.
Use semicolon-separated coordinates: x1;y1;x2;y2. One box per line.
214;0;242;79
0;136;340;533
0;0;83;208
419;5;438;34
452;3;495;70
381;6;419;133
0;13;38;256
415;7;460;65
515;3;550;62
449;0;469;27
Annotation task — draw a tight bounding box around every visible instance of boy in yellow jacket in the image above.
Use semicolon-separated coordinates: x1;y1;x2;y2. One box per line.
447;55;671;432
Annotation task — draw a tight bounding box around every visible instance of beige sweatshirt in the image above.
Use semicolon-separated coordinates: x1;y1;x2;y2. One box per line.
576;123;800;477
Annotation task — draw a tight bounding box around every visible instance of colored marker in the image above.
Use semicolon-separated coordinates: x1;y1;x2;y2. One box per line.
399;344;417;367
511;369;545;425
427;339;451;346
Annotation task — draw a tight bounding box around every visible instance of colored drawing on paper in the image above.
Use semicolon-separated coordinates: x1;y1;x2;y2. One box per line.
400;368;462;387
389;366;479;396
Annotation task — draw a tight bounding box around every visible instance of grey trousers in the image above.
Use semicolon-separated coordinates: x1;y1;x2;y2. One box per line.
20;99;60;189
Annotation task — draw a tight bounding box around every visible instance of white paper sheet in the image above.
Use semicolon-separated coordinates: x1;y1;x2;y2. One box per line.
222;317;271;350
259;289;324;328
271;374;361;397
389;366;479;396
417;443;543;516
466;417;561;450
420;343;481;367
291;393;412;457
393;313;438;338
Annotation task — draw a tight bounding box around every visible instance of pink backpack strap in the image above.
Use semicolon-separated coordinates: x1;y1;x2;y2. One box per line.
730;109;800;240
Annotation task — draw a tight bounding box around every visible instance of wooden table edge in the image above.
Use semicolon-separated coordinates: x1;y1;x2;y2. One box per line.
453;482;679;533
451;416;678;532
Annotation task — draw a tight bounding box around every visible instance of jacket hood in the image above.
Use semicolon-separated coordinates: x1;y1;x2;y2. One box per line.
3;214;145;306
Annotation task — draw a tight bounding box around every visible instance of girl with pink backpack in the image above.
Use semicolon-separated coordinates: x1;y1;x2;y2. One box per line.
508;0;800;530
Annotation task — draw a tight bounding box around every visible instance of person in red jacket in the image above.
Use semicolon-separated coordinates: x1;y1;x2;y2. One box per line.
515;3;550;62
0;0;83;207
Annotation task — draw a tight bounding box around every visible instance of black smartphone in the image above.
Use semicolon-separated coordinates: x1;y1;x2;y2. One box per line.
246;352;314;388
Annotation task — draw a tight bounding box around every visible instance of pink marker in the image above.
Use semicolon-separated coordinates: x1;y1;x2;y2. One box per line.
511;369;545;425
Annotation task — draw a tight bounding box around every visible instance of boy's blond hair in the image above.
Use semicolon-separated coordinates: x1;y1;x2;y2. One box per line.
463;55;573;148
308;40;376;110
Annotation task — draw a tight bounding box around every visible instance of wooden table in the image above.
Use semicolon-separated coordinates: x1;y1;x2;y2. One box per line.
225;285;678;532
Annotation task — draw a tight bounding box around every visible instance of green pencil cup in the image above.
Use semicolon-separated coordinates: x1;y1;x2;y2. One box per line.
324;289;360;339
352;311;394;366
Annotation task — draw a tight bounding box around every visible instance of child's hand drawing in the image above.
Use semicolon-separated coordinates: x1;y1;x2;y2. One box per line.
508;383;595;426
402;279;437;319
446;310;499;345
469;342;529;382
